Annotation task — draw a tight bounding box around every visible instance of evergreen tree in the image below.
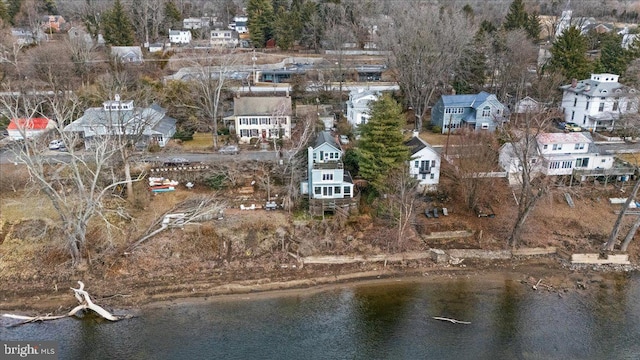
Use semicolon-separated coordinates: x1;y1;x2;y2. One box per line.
453;30;487;94
595;33;626;75
525;12;541;40
503;0;528;31
0;0;9;24
7;0;20;25
273;5;296;50
102;0;134;46
356;94;411;194
164;1;182;32
548;26;591;80
247;0;274;48
298;0;322;51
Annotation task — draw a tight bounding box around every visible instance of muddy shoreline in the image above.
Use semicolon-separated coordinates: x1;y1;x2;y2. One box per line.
2;256;636;316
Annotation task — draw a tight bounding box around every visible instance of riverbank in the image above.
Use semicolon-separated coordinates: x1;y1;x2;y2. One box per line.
2;255;636;317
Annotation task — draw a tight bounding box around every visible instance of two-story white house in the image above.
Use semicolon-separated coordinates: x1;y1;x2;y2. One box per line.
404;134;440;192
301;131;356;216
210;29;239;47
169;29;192;44
225;96;292;144
345;89;380;127
559;73;638;131
499;132;616;185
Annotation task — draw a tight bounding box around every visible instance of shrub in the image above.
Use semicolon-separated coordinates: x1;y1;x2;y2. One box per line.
205;174;227;190
173;129;194;141
431;126;442;133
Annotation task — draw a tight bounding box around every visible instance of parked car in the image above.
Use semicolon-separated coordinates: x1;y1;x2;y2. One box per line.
219;145;239;155
339;135;349;145
564;122;582;132
48;139;64;150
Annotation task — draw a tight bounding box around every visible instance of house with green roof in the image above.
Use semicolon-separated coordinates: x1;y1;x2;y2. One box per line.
430;91;507;134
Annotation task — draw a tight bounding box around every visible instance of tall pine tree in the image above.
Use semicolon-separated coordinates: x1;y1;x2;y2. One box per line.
503;0;528;31
548;26;591;80
247;0;274;48
102;0;134;46
357;94;411;194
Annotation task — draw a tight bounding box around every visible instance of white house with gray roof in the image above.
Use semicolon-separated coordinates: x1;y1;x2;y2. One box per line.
169;29;191;44
63;95;176;148
224;96;292;143
560;73;638;131
431;91;507;133
345;89;380;127
405;134;440;191
110;46;143;63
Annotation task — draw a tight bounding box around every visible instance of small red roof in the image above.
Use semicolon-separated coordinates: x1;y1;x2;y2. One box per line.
8;118;52;130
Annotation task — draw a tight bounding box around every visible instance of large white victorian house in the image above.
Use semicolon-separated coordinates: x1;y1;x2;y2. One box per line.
560;73;638;131
301;131;357;216
404;134;440;191
225;96;292;144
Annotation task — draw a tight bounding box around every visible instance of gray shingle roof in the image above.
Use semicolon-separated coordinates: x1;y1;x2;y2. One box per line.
233;96;292;116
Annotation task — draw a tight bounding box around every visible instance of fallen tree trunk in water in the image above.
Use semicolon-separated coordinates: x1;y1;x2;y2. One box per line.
433;316;471;324
3;281;127;326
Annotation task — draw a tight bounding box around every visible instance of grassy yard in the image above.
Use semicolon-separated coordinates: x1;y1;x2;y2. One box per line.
180;132;214;151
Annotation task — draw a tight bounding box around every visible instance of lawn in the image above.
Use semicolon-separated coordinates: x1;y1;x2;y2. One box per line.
180;132;213;151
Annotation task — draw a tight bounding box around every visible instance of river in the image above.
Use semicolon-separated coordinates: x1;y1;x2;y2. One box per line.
3;272;640;359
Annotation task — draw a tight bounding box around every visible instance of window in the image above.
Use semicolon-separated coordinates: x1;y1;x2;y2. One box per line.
552;144;561;150
314;187;321;195
414;161;419;168
322;173;333;181
343;186;350;195
334;186;341;194
431;160;436;168
549;161;560;169
543;144;548;150
575;158;589;167
430;173;435;180
574;143;584;150
481;123;490;130
240;118;249;125
482;106;490;117
613;100;618;112
422;174;426;180
250;118;258;125
562;161;573;169
598;102;604;112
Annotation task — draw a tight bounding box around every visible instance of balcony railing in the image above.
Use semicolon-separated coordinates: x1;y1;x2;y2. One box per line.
313;161;343;170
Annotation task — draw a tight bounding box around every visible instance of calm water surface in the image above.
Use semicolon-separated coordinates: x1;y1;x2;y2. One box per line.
3;272;640;359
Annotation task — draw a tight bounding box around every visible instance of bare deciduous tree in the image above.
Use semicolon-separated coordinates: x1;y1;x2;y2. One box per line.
383;165;419;252
1;90;134;267
385;2;476;130
188;46;239;149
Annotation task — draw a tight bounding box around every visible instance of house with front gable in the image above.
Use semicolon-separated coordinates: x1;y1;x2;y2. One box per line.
301;131;357;216
63;95;176;149
404;133;440;192
345;89;380;127
169;29;191;44
431;91;507;134
499;132;625;185
110;46;144;63
224;96;292;144
559;73;638;131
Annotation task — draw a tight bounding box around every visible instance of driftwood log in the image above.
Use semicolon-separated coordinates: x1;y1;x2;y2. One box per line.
433;316;471;324
3;281;127;327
